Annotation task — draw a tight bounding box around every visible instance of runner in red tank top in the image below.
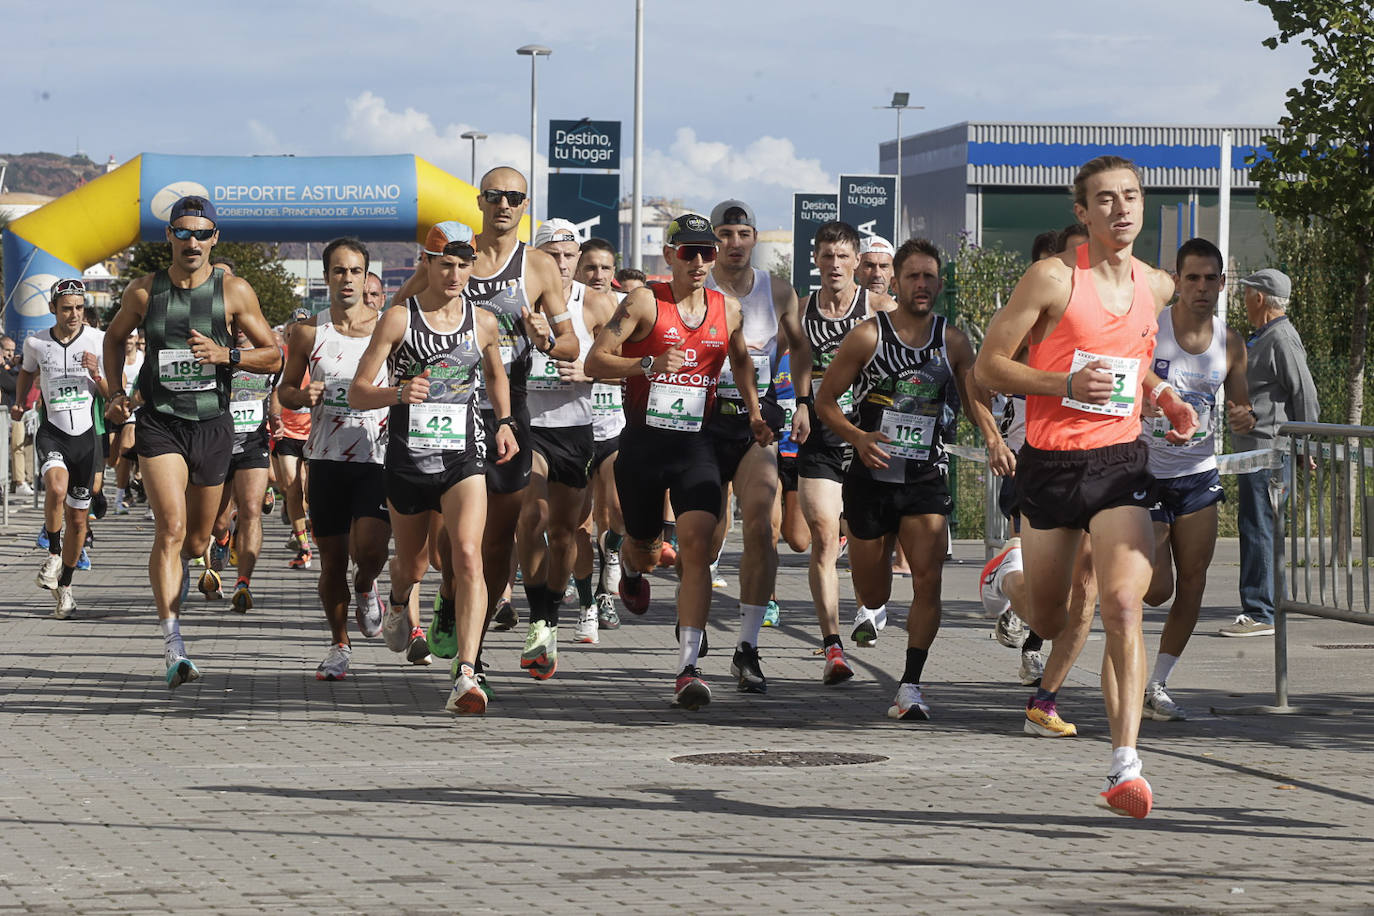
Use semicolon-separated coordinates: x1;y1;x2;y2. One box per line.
974;156;1197;819
585;213;772;710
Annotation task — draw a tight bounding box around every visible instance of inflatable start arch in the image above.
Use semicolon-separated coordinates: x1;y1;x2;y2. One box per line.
1;153;529;342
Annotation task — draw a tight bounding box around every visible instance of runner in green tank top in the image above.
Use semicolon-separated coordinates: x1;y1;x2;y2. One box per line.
102;196;281;690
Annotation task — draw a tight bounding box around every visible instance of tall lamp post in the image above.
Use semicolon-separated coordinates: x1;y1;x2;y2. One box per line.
460;131;487;186
874;92;922;244
516;44;552;224
631;0;644;269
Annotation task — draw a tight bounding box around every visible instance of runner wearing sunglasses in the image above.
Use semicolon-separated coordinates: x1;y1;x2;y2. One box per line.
585;213;772;710
102;196;282;689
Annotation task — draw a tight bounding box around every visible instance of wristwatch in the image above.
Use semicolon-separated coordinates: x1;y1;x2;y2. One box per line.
228;348;241;367
640;355;655;376
498;415;518;429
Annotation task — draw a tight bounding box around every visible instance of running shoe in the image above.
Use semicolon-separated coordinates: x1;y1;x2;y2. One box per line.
447;665;488;716
115;500;130;516
209;538;229;572
288;545;312;570
595;592;620;630
165;652;201;690
1144;682;1187;721
562;577;578;608
762;600;780;628
886;683;931;721
619;573;650;615
673;665;711;710
573;606;599;645
406;627;433;666
602;546;622;595
53;584;76;619
979;538;1022;618
36;554;61;590
197;568;223;601
1095;760;1153;819
190;555;204;567
822;644;853;685
315;642;351;681
451;657;494;701
382;604;409;652
228;543;238;567
995;608;1028;650
76;548;91;571
285;533;301;551
230;581;253;614
729;643;766;693
1024;697;1077;737
492;597;518;631
1019;650;1045;687
355;584;384;639
261;489;276;515
429;594;457;659
35;527;49;550
658;540;678;568
710;560;727;589
851;605;887;647
520;621;558;679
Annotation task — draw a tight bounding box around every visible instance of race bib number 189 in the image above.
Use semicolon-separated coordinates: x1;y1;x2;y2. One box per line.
158;349;215;393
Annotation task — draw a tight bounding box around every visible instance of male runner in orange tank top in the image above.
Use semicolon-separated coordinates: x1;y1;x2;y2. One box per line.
975;156;1197;819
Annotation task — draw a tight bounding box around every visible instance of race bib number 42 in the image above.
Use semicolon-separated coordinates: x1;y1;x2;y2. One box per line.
646;383;706;432
1062;350;1139;417
408;403;467;451
158;349;215;393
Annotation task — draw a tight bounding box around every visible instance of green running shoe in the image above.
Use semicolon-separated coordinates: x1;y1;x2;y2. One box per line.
429;593;457;659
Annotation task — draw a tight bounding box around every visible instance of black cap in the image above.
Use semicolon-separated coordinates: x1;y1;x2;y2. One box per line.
665;213;717;247
169;195;217;225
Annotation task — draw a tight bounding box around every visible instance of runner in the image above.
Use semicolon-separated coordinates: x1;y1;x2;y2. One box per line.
816;239;996;718
348;220;518;715
703;198;809;692
794;221;894;683
111;330;145;514
277;238;396;679
15;279;108;618
364;272;385;311
1140;237;1255;720
272;307;313;569
856;235;895;296
974;156;1198;817
584;213;771;709
101;196;281;688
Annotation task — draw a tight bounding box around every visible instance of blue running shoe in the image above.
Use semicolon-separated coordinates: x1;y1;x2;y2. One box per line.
35;527;49;550
762;600;780;627
76;548;91;571
165;654;201;689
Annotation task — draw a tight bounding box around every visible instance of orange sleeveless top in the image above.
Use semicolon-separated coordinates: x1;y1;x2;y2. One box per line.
1026;245;1157;451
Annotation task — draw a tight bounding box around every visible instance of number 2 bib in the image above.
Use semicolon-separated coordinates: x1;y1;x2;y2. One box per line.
1062;350;1139;417
408;403;468;451
159;349;215;392
646;382;706;432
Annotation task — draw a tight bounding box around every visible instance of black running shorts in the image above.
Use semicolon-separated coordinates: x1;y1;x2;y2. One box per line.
591;435;619;474
1149;467;1224;525
797;437;851;483
35;422;100;510
481;403;533;495
386;454;486;516
273;436;306;460
1017;440;1155;532
136;409;232;488
308;460;389;538
614;426;722;542
842;464;951;540
229;430;272;476
531;423;594;489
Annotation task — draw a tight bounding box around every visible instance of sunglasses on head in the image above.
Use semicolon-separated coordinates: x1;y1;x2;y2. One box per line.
669;244;718;263
171;227;216;241
482;189;528;207
52;278;87;296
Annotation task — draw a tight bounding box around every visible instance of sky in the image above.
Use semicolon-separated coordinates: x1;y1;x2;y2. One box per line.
5;0;1315;233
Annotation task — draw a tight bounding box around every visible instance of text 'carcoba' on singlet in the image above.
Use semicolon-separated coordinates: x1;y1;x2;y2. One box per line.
140;267;231;421
528;281;593;429
306;311;388;464
386;296;485;476
621;283;728;434
1140;309;1227;478
467;240;531;410
1026;245;1157;451
804;286;868;447
706;267;778;413
851;312;955;484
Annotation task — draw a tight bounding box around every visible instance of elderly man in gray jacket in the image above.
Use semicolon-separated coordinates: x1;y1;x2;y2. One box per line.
1221;268;1320;637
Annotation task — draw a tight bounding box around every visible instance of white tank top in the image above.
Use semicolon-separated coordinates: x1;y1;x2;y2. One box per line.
707;267;778;399
1140;309;1228;478
529;281;593;428
23;327;104;437
306;311;388;464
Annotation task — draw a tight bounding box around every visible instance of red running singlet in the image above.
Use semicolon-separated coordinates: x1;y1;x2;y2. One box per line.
622;282;729;432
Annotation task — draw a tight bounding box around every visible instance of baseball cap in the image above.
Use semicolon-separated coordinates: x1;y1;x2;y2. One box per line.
423;220;476;258
859;236;895;257
169;195;216;225
665;213;717;247
533;218;579;248
709;199;755;229
1238;268;1292;301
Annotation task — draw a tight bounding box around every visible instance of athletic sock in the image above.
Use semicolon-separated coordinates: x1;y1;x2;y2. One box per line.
1111;745;1140;774
161;617;183;657
1023;631;1044;653
59;564;75;587
236;576;249;588
738;603;766;649
1150;652;1180;687
575;575;594;608
823;633;842;649
603;530;623;552
900;646;928;685
115;486;126;506
48;529;61;556
1033;687;1058;706
677;625;704;671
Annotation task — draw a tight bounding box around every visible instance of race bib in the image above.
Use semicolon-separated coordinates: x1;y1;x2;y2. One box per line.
592;383;622;415
837;388;854;413
1149;399;1210;444
45;375;92;413
646;382;706;432
231;400;264;433
881;409;936;460
321;380;365;420
526;353;566;390
778;397;797;430
158;349;215;392
499;345;515;368
408;402;467;451
717;355;771;400
1063;350;1139;417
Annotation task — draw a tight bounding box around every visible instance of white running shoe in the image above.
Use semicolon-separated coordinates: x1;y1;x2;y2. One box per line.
447;666;488;716
886;683;931;721
382;603;409;653
53;584;76;619
710;560;727;589
995;607;1028;649
315;642;352;681
573;606;599;644
1144;681;1187;721
1019;650;1045;686
603;547;622;595
355;584;384;639
36;554;61;590
1095;758;1153;818
979;538;1022;618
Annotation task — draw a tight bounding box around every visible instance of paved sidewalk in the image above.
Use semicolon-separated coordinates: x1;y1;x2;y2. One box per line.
1;494;1372;914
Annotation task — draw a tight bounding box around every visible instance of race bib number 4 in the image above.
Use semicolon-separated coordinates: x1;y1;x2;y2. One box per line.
881;410;935;460
408;403;467;451
717;355;770;400
1063;350;1139;417
646;383;706;432
158;349;215;392
231;400;264;433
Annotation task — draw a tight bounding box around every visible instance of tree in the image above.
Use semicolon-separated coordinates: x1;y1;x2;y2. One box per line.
112;240;300;326
766;249;792;287
1247;0;1374;425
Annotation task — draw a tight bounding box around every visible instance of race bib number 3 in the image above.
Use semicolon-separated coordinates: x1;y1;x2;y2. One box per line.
717;355;770;400
408;403;467;451
880;410;935;460
1062;350;1139;417
158;349;215;392
646;382;706;432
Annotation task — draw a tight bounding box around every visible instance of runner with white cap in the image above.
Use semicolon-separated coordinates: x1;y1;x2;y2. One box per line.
857;235;896;297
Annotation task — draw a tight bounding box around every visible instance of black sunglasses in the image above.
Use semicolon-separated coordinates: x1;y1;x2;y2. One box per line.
171;227;216;241
482;189;527;207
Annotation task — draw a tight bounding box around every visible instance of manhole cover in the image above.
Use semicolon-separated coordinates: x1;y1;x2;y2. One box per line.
1315;644;1374;650
670;750;888;767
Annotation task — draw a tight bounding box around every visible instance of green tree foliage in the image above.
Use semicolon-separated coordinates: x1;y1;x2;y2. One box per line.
113;240;299;326
1247;0;1374;424
946;232;1026;349
767;249;792;287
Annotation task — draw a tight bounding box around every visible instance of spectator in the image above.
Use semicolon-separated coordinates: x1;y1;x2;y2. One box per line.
2;336;35;496
1221;268;1319;637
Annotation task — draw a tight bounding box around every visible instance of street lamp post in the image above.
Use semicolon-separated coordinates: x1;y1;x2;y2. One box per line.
631;0;644;269
460;131;487;186
874;92;922;244
516;44;552;224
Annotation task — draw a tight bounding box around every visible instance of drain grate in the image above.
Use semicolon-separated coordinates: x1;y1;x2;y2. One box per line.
671;750;887;767
1315;644;1374;650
